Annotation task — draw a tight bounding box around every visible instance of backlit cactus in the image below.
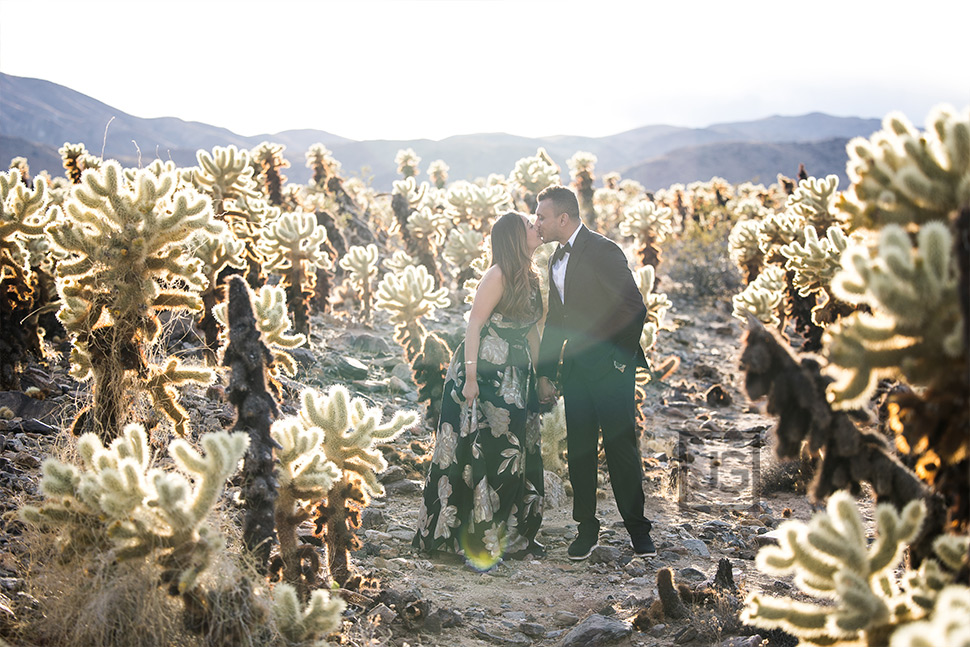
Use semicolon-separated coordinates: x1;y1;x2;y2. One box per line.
428;159;449;189
47;160;218;438
272;582;345;647
290;385;417;585
258;210;331;336
444;180;512;232
251;142;290;207
620;199;674;269
1;167;52;388
406;206;449;287
839;105;970;229
743;491;969;645
59;142;100;184
190;220;248;362
305;143;342;190
733;265;786;327
780;224;857;335
395;147;421;179
787;174;846;233
634;264;672;357
509;148;561;213
729;218;765;284
337;243;379;323
825;222;962;408
193;145;261;215
567;151;597;226
374;264;450;363
21;424;248;598
443;222;486;290
215;283;307;379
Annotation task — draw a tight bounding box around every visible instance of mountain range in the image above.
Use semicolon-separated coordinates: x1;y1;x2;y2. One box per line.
0;72;882;191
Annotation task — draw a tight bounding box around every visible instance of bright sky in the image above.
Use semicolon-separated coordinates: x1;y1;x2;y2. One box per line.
1;0;967;142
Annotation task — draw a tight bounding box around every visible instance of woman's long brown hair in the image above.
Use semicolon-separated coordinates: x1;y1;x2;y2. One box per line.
490;211;539;321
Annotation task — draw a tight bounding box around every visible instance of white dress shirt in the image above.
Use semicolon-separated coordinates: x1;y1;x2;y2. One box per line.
552;224;583;303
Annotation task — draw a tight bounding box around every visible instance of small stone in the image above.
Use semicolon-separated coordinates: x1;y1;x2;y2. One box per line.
519;621;546;637
677;567;707;583
289;347;316;369
719;636;764;647
502;611;527;622
553;611;580;627
560;614;632;647
649;624;666;637
384;479;420;495
360;508;386;530
683;539;710;557
351;333;392;354
391;363;414;382
366;603;397;625
379;465;406;484
387;375;410;393
589;545;621;564
335;355;369;379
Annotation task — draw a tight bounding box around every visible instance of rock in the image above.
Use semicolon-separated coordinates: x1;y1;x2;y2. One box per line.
674;624;700;644
379;465;406;484
0;392;57;424
560;614;632;647
677;567;707;584
553;611;580;627
335;355;369;379
519;621;546;637
360;508;386;530
588;545;621;564
384;479;420;495
683;538;710;557
543;470;568;510
387;375;410;393
649;624;666;637
366;603;397;625
391;363;414;382
351;333;392;354
427;608;464;628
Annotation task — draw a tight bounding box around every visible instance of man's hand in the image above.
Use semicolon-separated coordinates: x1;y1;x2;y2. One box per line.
537;376;560;404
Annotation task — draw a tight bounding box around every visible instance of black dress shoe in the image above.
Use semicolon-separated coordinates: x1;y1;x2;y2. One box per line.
631;532;657;557
568;530;599;560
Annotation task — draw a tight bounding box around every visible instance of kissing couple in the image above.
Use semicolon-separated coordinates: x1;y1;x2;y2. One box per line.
413;184;656;568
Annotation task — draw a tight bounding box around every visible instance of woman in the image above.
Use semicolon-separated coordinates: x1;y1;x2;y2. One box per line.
413;211;546;567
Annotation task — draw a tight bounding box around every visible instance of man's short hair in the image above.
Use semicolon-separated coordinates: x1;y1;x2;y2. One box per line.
537;184;580;221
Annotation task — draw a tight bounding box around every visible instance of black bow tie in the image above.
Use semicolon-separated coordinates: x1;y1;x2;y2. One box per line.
552;242;571;264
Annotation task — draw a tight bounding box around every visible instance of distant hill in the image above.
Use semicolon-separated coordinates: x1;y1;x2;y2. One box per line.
0;72;882;190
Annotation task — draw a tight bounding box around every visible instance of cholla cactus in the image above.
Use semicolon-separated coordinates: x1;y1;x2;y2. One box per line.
620;199;674;269
634;265;672;357
462;252;490;305
787;174;846;233
47;160;219;438
567;151;597;226
759;210;806;264
890;586;970;647
59;143;100;184
383;249;417;274
190;221;248;362
780;225;857;333
743;492;970;645
287;385;418;585
733;265;787;327
444;180;512;232
729;218;766;285
395;148;421;179
271;401;340;594
192;145;261;215
428;159;449;189
258;210;331;336
251;142;290;207
839;105;970;229
443;222;486;290
509;148;561;213
214;283;307;378
406;206;449;287
337;244;379;322
22;424;248;594
540;400;568;477
374;264;450;363
305;143;342;190
272;583;345;647
825;222;962;408
390;176;427;250
1;168;52;388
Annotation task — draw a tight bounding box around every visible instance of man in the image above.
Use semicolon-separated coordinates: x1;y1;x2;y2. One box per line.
534;184;656;560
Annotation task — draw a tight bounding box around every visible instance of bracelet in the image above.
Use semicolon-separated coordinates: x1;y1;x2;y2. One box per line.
464;360;477;365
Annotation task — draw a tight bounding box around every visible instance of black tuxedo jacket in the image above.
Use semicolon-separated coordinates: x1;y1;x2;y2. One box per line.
537;226;648;382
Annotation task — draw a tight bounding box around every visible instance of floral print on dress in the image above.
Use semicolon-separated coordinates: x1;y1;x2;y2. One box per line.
413;283;544;562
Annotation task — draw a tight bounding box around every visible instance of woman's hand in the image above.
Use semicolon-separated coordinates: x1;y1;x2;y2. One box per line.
461;377;479;405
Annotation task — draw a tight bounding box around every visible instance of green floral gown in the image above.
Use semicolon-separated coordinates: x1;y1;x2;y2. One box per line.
412;290;544;565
